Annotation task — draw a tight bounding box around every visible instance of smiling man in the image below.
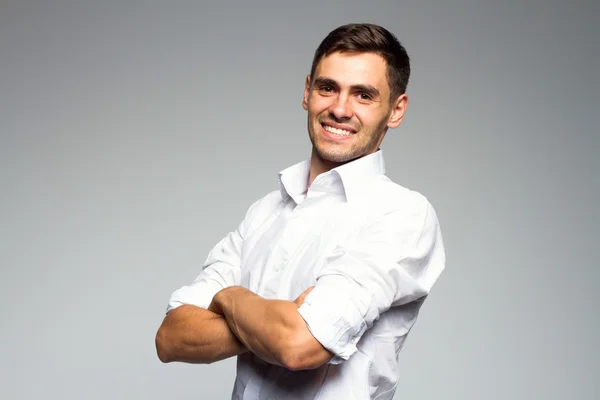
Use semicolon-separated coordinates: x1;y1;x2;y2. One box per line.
156;23;445;399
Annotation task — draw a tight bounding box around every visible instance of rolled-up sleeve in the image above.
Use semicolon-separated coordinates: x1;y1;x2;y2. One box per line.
297;197;445;362
166;225;244;312
166;198;262;313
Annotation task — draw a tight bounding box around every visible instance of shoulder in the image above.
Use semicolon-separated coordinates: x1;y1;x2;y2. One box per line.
240;190;283;234
356;178;444;257
366;176;434;219
244;189;282;217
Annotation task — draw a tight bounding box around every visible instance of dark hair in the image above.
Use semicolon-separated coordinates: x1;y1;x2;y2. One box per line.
309;23;411;102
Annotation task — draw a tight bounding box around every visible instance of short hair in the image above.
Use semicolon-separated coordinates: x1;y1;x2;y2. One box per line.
309;23;411;103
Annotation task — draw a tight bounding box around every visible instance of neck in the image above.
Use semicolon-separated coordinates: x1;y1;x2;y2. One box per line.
308;147;344;186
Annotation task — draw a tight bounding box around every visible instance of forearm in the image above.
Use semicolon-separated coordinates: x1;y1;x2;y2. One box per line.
213;286;331;370
155;304;248;364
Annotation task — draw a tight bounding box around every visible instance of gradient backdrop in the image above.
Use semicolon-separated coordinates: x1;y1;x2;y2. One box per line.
1;1;598;399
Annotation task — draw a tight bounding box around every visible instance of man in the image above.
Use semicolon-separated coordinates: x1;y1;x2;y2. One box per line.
156;23;445;399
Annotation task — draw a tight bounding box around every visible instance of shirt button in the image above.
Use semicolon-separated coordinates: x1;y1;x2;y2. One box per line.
275;262;283;271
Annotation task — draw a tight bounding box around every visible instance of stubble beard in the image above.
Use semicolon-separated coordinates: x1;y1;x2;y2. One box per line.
308;115;387;164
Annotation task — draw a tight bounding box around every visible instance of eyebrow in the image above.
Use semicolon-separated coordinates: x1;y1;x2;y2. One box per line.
312;76;381;99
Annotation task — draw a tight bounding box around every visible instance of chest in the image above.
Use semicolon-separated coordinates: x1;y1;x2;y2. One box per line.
239;196;366;300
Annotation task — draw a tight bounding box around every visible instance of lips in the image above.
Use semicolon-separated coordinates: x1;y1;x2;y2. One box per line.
320;120;357;142
320;121;356;134
323;124;353;136
319;123;355;141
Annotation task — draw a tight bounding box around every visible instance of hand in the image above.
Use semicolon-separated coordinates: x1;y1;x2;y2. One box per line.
208;297;223;315
293;286;315;307
208;286;249;315
208;287;231;315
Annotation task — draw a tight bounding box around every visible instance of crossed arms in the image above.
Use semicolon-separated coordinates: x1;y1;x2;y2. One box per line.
155;285;333;371
155;196;443;371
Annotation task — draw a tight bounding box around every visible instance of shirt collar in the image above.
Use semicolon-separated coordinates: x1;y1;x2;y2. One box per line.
278;150;386;204
278;159;311;205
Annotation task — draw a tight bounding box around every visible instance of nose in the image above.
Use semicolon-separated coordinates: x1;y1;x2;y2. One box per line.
329;93;353;120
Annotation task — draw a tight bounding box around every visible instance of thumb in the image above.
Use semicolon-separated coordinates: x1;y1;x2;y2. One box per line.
294;286;315;306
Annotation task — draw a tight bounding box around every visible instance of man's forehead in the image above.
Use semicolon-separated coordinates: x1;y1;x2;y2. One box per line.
312;52;389;88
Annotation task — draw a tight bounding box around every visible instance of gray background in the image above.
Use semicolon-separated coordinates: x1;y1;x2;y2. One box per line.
1;0;598;399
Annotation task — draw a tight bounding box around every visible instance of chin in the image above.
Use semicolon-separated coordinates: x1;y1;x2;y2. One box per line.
314;145;357;164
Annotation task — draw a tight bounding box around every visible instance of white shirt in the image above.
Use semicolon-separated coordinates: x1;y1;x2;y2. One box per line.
167;150;445;399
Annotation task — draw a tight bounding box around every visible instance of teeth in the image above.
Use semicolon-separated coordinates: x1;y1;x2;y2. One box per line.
324;125;353;136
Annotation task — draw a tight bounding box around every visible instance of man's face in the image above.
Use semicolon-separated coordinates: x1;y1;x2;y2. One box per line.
303;51;407;164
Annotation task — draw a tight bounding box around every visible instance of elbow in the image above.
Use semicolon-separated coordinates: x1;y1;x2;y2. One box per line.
280;354;313;372
277;333;330;371
155;326;174;363
277;346;301;371
280;350;326;372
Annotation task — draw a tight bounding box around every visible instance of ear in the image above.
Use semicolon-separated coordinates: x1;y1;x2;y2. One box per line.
302;75;311;110
387;94;408;129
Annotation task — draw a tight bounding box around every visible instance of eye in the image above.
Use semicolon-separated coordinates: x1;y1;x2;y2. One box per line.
319;86;333;92
358;92;372;101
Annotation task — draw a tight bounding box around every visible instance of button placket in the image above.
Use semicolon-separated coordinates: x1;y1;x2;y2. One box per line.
273;207;303;272
275;261;283;271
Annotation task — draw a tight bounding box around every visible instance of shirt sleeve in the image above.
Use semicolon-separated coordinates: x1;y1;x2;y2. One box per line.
166;198;261;313
297;197;446;363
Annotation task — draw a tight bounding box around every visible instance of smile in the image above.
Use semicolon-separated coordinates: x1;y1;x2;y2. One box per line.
321;123;355;137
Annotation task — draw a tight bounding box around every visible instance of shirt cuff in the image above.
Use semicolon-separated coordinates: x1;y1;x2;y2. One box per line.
166;279;224;313
297;285;369;364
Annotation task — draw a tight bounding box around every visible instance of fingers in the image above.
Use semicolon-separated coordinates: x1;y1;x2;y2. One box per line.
301;286;315;296
293;286;316;307
207;300;222;315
